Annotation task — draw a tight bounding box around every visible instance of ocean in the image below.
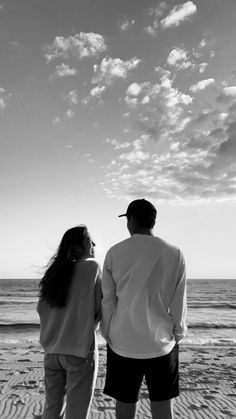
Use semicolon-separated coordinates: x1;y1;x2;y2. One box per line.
0;278;235;347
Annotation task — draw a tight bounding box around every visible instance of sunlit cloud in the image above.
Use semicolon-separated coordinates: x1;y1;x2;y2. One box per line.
189;78;215;93
161;1;197;29
43;32;107;62
118;17;135;31
50;63;78;79
92;56;141;86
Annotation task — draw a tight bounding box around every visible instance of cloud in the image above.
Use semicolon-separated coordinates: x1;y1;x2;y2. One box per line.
103;74;236;202
223;86;236;97
43;32;107;62
0;98;5;109
118;17;135;31
9;41;22;51
90;85;106;98
106;138;131;150
189;78;215;93
126;82;150;97
166;45;212;73
66;109;75;118
124;72;193;144
161;1;197;29
143;2;168;36
52;116;60;124
92;56;141;86
167;47;193;70
198;63;208;74
64;90;78;105
82;85;106;105
51;63;78;78
216;86;236;104
0;86;11;110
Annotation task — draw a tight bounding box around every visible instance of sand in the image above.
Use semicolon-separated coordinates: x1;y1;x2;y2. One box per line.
0;343;235;418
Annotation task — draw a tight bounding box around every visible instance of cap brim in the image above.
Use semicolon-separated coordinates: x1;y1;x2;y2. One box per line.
118;213;127;218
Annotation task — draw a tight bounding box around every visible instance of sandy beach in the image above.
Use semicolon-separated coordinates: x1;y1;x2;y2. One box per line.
0;343;235;418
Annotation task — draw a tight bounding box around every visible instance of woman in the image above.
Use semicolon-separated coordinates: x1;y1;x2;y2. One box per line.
37;225;102;419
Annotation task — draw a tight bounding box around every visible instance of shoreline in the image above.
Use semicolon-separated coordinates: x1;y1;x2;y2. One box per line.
0;343;235;418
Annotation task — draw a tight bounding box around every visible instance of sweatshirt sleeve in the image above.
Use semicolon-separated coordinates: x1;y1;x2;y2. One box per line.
169;251;187;343
100;251;117;342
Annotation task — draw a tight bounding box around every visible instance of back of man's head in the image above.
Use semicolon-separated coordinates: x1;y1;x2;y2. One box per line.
118;199;157;229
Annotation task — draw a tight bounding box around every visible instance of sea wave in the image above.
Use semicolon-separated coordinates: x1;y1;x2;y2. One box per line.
0;300;36;305
188;302;236;309
183;337;236;346
188;322;236;329
0;322;40;329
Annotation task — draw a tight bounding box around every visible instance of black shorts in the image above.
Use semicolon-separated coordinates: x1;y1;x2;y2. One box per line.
104;344;179;403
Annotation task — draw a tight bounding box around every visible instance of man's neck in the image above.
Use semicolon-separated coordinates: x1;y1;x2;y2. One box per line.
131;228;154;236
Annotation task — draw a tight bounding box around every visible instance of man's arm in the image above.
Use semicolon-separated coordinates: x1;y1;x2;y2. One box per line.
100;252;117;342
169;252;187;343
94;267;102;326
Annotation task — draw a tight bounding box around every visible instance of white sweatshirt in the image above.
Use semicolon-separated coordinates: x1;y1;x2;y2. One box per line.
37;259;102;358
101;234;187;359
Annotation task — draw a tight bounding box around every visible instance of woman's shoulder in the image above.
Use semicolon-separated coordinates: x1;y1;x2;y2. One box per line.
75;258;100;273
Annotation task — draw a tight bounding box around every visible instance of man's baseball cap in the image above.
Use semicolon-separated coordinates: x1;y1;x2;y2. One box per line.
118;199;157;219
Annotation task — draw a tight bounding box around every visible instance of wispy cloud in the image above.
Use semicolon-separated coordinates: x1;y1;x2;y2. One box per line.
43;32;107;62
161;1;197;29
50;63;78;79
92;56;141;86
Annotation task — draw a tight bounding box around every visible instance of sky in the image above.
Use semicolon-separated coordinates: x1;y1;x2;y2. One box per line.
1;0;236;279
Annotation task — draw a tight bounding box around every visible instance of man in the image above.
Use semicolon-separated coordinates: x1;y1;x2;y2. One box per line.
101;199;187;419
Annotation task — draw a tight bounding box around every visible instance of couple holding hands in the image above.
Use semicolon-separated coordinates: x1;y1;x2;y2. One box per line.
37;199;187;419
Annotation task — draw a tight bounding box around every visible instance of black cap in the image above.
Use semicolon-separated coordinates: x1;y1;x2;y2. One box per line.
118;199;157;219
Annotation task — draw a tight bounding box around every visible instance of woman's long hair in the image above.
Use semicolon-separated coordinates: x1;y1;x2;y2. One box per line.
39;225;88;308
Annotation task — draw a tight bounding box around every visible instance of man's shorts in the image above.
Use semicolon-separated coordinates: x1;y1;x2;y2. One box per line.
104;344;179;403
